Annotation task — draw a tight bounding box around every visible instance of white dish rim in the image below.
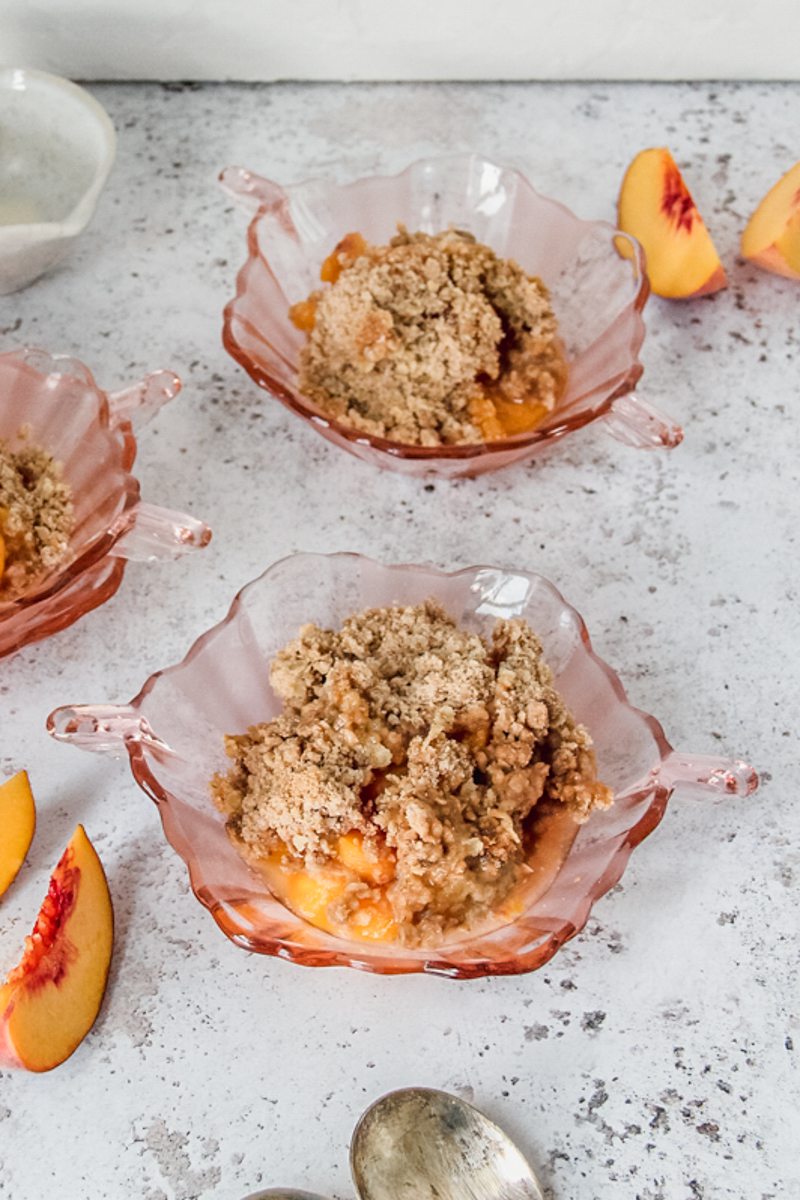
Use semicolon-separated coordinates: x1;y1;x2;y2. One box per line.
0;66;116;241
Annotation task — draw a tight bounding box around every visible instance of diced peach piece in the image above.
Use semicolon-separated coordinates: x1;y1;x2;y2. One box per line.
468;395;505;442
0;825;114;1072
285;868;398;942
0;530;6;582
320;232;368;283
260;836;400;942
491;397;550;437
337;831;396;886
618;148;727;298
348;895;398;942
0;771;36;898
289;295;319;332
741;161;800;280
285;869;349;933
469;393;550;443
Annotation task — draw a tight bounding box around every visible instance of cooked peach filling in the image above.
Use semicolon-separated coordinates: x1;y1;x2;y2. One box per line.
259;831;399;942
255;806;583;945
467;392;553;442
289;228;566;446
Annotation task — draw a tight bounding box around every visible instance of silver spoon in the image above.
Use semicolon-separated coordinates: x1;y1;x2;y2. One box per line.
350;1087;545;1200
242;1192;330;1199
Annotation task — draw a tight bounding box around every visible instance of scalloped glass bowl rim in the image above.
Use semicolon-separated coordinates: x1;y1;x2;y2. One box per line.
0;349;140;617
84;555;685;977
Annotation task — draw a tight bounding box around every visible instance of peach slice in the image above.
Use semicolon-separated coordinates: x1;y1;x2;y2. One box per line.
741;161;800;280
618;148;727;298
0;771;36;897
0;824;113;1072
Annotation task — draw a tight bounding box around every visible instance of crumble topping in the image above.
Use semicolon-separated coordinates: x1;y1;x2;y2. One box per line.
0;436;75;599
212;601;611;944
292;227;567;446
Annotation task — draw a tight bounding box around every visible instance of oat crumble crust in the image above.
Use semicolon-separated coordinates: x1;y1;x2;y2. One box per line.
295;227;566;446
0;436;75;599
212;601;612;944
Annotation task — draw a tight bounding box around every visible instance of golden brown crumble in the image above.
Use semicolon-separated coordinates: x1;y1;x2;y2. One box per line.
0;436;75;599
292;227;567;446
212;601;611;945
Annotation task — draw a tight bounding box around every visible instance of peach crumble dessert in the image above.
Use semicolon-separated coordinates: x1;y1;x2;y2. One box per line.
289;228;567;446
211;601;611;946
0;436;74;599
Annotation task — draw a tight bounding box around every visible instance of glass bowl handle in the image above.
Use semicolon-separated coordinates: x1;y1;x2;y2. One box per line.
659;751;759;797
219;166;302;241
219;165;290;213
604;393;684;450
107;369;181;430
109;502;212;562
47;704;172;757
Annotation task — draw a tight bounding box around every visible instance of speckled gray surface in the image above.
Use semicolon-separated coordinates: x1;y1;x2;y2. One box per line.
0;82;798;1200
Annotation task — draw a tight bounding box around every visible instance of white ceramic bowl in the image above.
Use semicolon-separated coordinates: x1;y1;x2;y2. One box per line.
0;68;116;294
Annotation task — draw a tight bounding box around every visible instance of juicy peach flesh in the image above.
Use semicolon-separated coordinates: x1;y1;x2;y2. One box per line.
741;161;800;281
617;147;726;299
288;295;318;332
469;393;552;441
0;825;113;1072
0;770;36;897
252;804;582;946
260;830;399;943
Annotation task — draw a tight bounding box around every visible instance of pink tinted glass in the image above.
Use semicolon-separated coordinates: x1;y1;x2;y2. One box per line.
48;555;757;978
0;348;211;657
221;154;683;478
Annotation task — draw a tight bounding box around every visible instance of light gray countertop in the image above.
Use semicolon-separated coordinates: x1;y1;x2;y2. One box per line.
0;81;798;1200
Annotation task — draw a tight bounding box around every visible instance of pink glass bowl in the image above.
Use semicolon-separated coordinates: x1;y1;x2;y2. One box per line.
47;554;757;979
0;347;212;657
221;154;683;480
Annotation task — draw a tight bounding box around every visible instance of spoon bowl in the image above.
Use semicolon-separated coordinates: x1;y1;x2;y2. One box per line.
242;1191;331;1199
350;1087;544;1200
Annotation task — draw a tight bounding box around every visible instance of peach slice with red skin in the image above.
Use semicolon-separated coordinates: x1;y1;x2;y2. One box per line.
0;824;113;1072
741;161;800;281
0;771;36;897
618;148;727;299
